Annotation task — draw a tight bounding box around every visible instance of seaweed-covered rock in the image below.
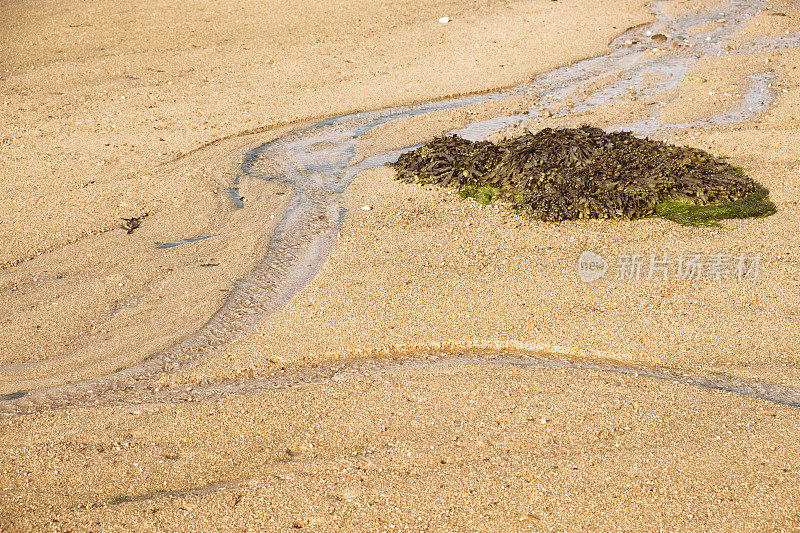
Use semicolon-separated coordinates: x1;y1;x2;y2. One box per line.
391;125;772;224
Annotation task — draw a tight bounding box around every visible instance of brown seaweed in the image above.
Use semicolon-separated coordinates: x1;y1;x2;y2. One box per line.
391;126;773;225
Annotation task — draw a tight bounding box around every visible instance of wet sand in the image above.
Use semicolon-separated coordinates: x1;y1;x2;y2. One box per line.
2;0;800;530
3;364;799;530
0;0;650;392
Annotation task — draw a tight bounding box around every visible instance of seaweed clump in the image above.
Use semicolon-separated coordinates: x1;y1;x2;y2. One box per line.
391;126;775;226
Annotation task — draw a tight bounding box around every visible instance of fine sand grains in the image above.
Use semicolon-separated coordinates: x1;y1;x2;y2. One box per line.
2;0;800;530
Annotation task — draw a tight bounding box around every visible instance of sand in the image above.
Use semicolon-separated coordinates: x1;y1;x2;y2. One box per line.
0;0;650;391
3;365;799;530
2;0;800;530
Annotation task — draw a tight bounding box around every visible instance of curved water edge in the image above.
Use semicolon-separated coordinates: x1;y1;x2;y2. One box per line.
165;351;800;408
2;0;798;416
3;350;799;416
121;349;800;408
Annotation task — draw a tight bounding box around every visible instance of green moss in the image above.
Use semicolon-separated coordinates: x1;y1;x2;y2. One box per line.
727;164;746;178
656;186;776;227
458;185;499;205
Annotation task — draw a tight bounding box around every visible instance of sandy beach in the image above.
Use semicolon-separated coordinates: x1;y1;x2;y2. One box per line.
2;0;800;530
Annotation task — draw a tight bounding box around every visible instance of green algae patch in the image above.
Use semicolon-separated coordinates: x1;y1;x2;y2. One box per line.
391;126;775;226
458;185;499;205
655;186;776;227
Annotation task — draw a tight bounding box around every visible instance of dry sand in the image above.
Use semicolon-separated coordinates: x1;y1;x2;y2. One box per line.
2;0;800;530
